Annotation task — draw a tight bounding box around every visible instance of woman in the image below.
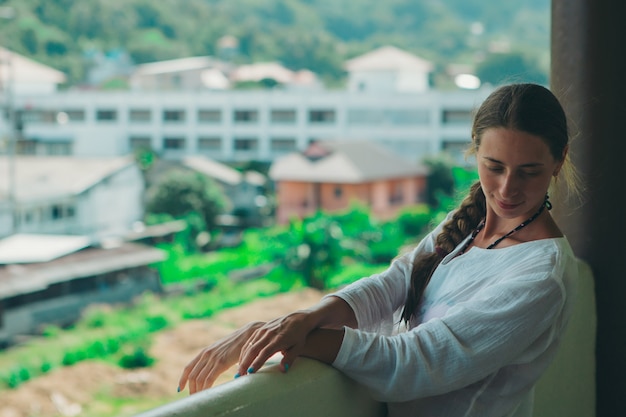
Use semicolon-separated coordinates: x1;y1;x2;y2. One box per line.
178;83;581;417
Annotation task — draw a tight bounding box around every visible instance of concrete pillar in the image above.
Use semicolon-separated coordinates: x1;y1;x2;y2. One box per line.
551;0;626;415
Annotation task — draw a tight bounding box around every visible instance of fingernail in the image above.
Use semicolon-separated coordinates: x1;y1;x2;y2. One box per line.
247;367;255;374
284;364;289;372
234;373;241;379
177;386;181;392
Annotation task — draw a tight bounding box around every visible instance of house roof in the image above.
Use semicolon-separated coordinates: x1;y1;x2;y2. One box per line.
269;140;428;183
0;47;67;84
0;155;136;203
344;46;434;72
132;56;221;76
183;156;266;186
0;241;166;298
230;62;295;84
0;234;91;264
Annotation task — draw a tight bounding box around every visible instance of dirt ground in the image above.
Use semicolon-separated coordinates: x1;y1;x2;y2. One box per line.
0;288;325;417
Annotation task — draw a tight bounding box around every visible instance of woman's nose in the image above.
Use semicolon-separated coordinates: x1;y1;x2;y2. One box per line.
499;173;519;198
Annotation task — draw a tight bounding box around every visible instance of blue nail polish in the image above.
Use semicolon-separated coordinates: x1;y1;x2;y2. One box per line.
177;386;181;392
234;373;241;379
247;367;255;374
284;364;289;372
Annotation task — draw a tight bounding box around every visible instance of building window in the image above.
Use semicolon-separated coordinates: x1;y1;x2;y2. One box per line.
129;109;152;122
389;182;403;204
163;137;185;150
309;109;335;123
234;138;258;151
334;186;343;199
271;109;296;124
347;109;430;125
163;109;185;123
234;110;258;123
198;109;221;123
270;138;297;151
51;204;63;220
61;110;85;122
44;142;72;155
16;140;37;155
129;136;152;150
198;137;222;151
96;109;117;121
442;109;472;125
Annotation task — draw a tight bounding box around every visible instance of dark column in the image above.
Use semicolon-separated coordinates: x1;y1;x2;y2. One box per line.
552;0;626;415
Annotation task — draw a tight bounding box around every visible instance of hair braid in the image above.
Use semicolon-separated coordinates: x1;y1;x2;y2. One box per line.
401;181;486;323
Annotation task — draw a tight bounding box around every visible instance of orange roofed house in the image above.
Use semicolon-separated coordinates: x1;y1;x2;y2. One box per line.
269;140;429;224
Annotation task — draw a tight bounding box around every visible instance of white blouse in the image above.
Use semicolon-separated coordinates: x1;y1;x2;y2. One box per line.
329;215;578;417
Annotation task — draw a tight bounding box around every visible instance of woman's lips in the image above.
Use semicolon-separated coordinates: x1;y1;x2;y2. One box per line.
497;200;521;210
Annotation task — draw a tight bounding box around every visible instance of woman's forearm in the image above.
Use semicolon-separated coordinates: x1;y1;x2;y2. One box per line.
300;327;346;365
304;295;358;330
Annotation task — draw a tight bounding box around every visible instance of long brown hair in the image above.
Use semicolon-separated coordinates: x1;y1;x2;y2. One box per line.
400;83;574;323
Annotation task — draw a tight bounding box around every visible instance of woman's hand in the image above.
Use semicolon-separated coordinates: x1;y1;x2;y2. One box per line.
237;310;315;377
178;321;264;394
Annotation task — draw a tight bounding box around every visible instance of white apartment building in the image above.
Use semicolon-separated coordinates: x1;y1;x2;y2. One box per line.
10;87;492;165
1;45;491;166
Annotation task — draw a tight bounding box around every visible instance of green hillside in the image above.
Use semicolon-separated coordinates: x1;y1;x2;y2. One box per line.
0;0;550;87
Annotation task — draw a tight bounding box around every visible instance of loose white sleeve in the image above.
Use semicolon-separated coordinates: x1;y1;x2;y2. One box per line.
325;215;446;333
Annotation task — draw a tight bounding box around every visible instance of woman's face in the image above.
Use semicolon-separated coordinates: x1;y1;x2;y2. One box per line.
476;127;564;221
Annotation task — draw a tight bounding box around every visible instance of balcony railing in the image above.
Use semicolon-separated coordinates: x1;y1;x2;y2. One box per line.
135;260;596;417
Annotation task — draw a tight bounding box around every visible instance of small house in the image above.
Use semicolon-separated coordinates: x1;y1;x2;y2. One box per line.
269;140;428;224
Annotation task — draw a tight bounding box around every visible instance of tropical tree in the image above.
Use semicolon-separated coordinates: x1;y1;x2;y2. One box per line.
145;170;228;248
475;52;548;86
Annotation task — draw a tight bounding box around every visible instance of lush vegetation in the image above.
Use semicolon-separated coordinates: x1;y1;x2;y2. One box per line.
0;0;550;87
0;165;478;392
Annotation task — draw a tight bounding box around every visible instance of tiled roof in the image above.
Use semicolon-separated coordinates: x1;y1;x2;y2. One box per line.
269;140;428;183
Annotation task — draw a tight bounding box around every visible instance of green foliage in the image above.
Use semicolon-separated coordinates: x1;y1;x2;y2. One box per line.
118;346;155;369
1;0;550;87
326;262;388;289
0;163;480;391
423;155;456;207
145;170;228;250
396;204;434;237
476;52;548;86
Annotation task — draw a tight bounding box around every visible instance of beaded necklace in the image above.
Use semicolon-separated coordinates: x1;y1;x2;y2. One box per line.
457;197;550;255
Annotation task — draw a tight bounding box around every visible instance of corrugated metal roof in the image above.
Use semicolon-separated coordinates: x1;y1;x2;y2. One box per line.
183;156;266;186
0;156;135;202
0;242;166;298
269;140;428;183
0;234;91;264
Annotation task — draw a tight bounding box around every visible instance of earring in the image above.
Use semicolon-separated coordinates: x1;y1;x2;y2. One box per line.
544;194;552;210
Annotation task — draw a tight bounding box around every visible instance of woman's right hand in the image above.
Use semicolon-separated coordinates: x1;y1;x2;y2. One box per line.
178;321;264;394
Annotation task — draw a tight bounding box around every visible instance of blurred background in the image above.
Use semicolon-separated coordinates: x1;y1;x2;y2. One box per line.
0;1;550;416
